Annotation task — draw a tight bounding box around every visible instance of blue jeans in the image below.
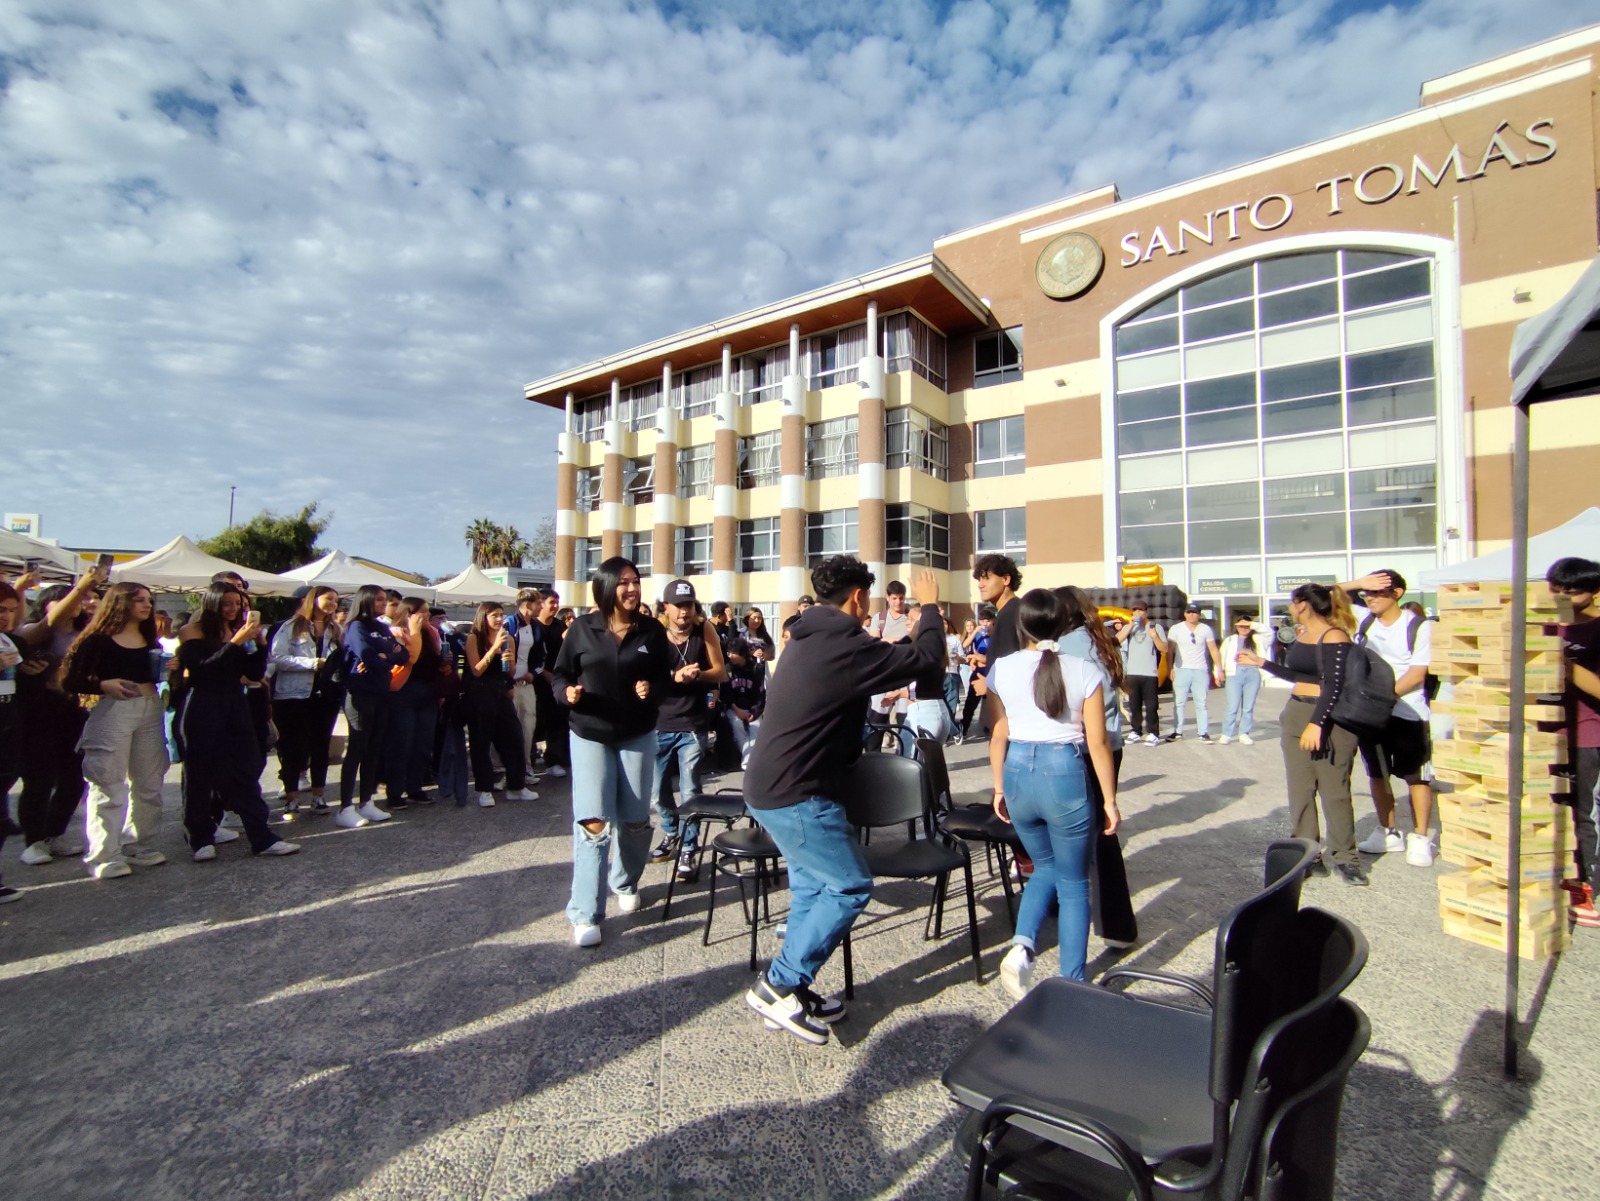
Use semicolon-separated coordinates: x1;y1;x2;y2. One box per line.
1171;667;1210;737
656;729;707;850
753;796;874;994
566;730;656;926
1223;669;1261;737
1003;741;1094;981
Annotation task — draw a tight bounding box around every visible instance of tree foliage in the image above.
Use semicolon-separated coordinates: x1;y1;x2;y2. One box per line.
464;517;532;568
199;503;331;574
526;515;555;568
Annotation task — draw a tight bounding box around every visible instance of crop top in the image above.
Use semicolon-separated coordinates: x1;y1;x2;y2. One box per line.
1260;634;1350;736
63;634;156;694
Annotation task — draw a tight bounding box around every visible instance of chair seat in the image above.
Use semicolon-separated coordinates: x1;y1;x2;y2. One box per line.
942;978;1214;1162
679;794;747;822
940;804;1019;845
952;1111;1208;1201
865;837;966;879
711;826;780;860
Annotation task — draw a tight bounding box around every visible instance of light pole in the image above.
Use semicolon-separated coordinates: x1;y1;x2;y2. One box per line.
228;486;236;527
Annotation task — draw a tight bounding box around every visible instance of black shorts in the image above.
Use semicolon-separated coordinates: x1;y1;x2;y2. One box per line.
1358;715;1431;785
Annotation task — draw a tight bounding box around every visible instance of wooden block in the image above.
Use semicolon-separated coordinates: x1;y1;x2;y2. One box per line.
1439;792;1563;822
1437;632;1565;657
1437;837;1575;882
1440;905;1572;959
1436;581;1567;614
1441;823;1571;865
1437;879;1567;923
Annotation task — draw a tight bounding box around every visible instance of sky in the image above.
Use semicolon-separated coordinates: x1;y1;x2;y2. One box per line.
1;0;1593;576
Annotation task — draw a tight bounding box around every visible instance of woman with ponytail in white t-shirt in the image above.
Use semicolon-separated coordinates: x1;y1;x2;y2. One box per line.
987;588;1120;1000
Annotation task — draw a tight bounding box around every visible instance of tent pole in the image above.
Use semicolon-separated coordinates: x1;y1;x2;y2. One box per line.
1504;401;1531;1079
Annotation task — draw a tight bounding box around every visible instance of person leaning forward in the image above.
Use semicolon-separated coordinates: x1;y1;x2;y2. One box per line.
741;557;944;1045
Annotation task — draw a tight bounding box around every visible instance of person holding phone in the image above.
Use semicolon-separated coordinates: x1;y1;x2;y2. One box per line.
173;582;299;861
336;584;410;828
60;582;170;878
464;602;538;807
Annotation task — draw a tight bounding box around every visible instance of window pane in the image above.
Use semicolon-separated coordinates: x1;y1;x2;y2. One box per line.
1190;482;1259;521
976;419;1002;460
1187;374;1256;414
1263;359;1340;402
1259;282;1338;328
1120;452;1182;490
1349;422;1436;468
975;335;999;375
1349;465;1436;509
1343;262;1430;311
1347;379;1434;426
1131;292;1180;319
1122;489;1184;525
1259;252;1337;291
1118;349;1181;390
1184;299;1254;342
1001;328;1023;367
1121;418;1181;454
1343;249;1414;273
1184;266;1253;307
1189;518;1260;557
1116;316;1179;356
1262;393;1342;437
1186;407;1257;447
1123;524;1185;559
1117;386;1180;423
1266;512;1347;553
1263;433;1343;476
1352;505;1434;549
1265;473;1345;516
1346;344;1433;390
1187;444;1258;484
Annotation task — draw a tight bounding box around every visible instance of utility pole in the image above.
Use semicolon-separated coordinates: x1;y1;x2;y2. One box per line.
228;486;236;527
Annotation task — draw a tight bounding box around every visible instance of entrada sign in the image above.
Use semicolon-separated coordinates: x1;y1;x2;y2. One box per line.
1119;118;1556;267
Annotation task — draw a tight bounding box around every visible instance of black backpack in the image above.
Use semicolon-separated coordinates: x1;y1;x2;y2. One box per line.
1356;612;1439;703
1318;629;1398;734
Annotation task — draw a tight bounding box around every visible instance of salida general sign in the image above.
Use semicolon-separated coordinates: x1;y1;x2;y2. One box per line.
1118;118;1557;268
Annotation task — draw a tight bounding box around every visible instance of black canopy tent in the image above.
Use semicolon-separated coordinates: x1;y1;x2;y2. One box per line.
1501;253;1600;1076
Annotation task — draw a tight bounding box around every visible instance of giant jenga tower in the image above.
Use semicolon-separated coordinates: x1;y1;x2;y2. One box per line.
1431;581;1575;959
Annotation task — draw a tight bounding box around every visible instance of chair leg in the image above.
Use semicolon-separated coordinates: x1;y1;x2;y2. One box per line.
748;857;763;971
962;853;984;984
932;871;950;939
843;932;854;1001
702;849;719;947
995;843;1016;924
983;840;997;880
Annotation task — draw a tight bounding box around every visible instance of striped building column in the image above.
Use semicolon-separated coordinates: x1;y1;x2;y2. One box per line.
555;390;578;602
858;301;887;600
778;323;807;619
652;361;679;587
601;377;624;562
712;343;738;604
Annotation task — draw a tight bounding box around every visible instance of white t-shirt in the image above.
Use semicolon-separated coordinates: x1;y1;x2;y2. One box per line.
990;650;1107;745
945;633;964;674
1353;604;1432;721
1171;622;1215;670
0;631;18;696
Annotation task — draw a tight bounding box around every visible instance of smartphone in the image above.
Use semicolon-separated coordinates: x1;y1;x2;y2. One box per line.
96;552;114;581
247;610;262;627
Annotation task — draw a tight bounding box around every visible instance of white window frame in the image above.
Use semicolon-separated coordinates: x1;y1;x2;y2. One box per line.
738;517;781;573
575;467;601;514
807;323;867;390
739;431;782;489
677;443;713;499
623;531;652;576
974;326;1023;388
676;524;713;576
576;395;607;443
576;537;603;579
623;457;654;506
806;509;858;565
886;503;951;569
885;408;949;479
673;362;721;420
974;415;1026;478
882;311;948;389
621;381;659;432
976;507;1027;565
806;416;858;480
739;344;788;406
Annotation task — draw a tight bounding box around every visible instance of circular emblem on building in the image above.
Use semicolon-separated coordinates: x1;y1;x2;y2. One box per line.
1035;232;1104;300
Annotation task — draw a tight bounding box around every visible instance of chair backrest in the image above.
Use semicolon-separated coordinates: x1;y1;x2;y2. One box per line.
836;753;928;830
1208;839;1322;1108
1223;997;1371;1201
915;737;953;815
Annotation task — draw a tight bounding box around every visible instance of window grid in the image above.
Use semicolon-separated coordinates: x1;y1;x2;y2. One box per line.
886;503;951;569
677;444;714;499
883;311;948;389
1113;251;1438;588
621;382;659;432
739;517;781;573
739;431;782;489
806;509;859;565
623;457;654;506
676;524;713;576
623;531;652;576
576;395;607;443
973;415;1025;478
974;327;1023;388
576;538;603;580
575;467;600;514
807;324;867;390
806;416;859;480
975;508;1026;565
673;363;721;420
885;408;950;480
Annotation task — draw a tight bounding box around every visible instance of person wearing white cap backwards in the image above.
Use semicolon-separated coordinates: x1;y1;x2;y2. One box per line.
649;578;726;882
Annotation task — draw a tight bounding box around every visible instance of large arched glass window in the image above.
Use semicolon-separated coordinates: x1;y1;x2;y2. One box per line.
1112;249;1439;598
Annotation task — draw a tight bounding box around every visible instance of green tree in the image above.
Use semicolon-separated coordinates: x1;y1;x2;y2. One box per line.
526;515;556;568
199;502;331;574
465;517;500;568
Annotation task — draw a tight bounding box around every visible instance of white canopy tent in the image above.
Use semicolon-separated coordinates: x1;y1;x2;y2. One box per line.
281;550;434;600
0;528;80;577
109;536;298;596
431;564;520;606
1418;507;1600;589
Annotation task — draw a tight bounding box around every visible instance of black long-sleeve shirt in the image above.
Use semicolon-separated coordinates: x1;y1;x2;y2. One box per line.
1260;635;1349;734
552;611;673;745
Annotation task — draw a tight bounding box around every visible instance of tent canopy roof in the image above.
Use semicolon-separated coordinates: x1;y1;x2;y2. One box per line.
1419;507;1600;588
109;536;297;596
1511;253;1600;407
281;550;433;598
431;564;520;606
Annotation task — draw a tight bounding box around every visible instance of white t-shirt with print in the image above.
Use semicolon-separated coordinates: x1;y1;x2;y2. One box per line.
990;650;1107;745
1171;622;1215;671
1353;603;1432;722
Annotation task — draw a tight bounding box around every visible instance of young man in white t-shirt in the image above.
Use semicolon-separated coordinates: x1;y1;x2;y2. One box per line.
1167;604;1219;742
1344;569;1435;867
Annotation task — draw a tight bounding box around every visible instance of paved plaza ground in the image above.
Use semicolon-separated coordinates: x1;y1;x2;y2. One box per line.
1;685;1593;1200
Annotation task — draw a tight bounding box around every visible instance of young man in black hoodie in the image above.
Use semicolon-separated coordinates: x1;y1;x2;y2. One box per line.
743;556;942;1044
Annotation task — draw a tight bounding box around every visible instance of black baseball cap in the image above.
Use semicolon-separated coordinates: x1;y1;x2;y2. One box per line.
663;579;696;605
1184;602;1202;614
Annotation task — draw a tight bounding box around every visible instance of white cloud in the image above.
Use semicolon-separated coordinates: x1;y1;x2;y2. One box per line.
0;0;1591;572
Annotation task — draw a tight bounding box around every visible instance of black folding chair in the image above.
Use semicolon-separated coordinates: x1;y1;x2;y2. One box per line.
917;736;1019;920
835;753;983;999
944;840;1357;1198
660;788;751;920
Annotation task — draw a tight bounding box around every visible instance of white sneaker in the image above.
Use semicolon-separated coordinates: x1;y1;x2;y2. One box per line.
49;834;86;857
220;813;243;830
1145;733;1160;746
333;807;369;829
259;840;301;856
192;845;217;862
506;788;539;802
1239;734;1254;745
1405;833;1435;868
615;890;642;914
123;846;167;868
998;944;1035;1001
477;792;496;808
20;840;53;866
1357;826;1403;855
1219;735;1232;745
546;766;567;778
212;827;241;844
91;860;133;880
355;802;391;823
573;923;602;947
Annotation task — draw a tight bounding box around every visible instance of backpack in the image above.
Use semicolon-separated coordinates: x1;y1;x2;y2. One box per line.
1356;612;1439;704
1318;629;1397;734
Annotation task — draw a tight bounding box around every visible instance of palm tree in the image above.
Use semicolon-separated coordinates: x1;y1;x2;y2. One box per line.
489;524;530;568
464;517;499;567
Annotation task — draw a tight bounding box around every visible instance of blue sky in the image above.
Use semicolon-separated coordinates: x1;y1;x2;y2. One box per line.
0;0;1591;575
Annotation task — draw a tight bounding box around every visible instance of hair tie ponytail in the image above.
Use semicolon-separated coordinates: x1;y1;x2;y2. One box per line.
1035;639;1060;653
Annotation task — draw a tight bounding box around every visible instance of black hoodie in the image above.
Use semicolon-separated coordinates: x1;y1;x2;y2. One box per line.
743;603;943;811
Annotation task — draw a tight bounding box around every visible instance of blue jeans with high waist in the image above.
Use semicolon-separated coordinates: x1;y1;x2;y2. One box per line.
1003;741;1094;981
566;730;656;927
655;729;707;850
753;796;873;994
1171;667;1211;737
1223;668;1262;738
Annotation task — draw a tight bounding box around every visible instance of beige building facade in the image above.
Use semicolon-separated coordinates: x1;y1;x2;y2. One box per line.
526;27;1600;622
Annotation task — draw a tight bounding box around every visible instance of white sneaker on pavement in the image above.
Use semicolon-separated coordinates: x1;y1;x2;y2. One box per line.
91;860;133;880
123;846;167;868
615;890;642;914
573;923;602;947
192;845;217;862
20;841;53;866
333;807;369;829
355;802;391;823
1357;826;1404;855
506;788;540;801
998;944;1036;1001
477;792;496;808
1404;833;1435;867
212;827;241;844
1219;735;1232;745
1145;733;1160;746
546;765;568;778
1239;733;1254;745
259;841;301;856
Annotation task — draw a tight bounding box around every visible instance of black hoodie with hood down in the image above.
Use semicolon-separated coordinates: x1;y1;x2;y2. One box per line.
743;603;943;811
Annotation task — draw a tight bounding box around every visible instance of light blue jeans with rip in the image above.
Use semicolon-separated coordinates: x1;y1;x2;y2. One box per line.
567;729;656;927
754;796;873;994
